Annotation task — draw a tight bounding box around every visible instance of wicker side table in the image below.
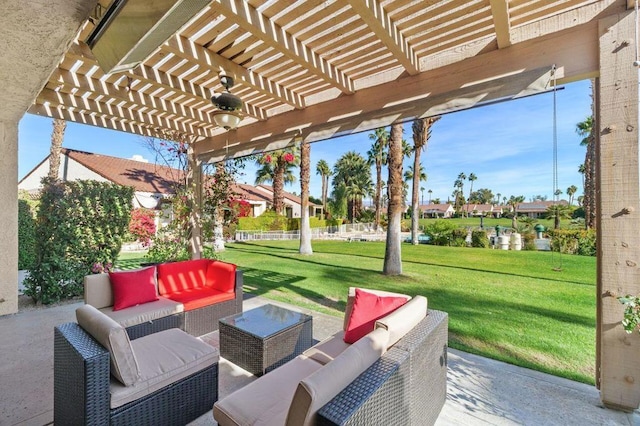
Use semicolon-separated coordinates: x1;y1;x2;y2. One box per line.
219;304;313;376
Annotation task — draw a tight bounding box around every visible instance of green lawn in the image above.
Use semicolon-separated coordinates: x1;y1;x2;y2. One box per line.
117;241;597;384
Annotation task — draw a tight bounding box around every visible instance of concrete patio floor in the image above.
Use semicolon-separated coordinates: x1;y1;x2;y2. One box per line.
1;295;638;426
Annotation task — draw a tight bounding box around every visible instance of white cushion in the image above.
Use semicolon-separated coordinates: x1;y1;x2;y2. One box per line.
302;332;350;365
99;296;183;329
214;356;323;426
110;328;218;408
76;304;140;386
84;273;113;309
286;327;389;426
375;295;428;348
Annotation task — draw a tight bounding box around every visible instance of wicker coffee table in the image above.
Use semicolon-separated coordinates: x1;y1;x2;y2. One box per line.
219;304;313;376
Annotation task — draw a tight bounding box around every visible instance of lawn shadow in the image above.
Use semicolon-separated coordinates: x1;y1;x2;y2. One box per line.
240;266;346;313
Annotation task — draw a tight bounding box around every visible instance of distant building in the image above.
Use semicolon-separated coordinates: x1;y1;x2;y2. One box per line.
516;200;568;219
461;204;503;218
419;203;455;218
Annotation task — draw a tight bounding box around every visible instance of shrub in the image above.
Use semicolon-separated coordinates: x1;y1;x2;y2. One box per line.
471;229;489;248
423;220;459;246
129;208;156;246
24;180;133;304
450;228;468;247
18;199;37;270
522;232;537;251
146;227;219;264
547;229;596;256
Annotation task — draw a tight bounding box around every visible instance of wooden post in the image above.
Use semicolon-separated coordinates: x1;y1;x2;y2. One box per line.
597;10;640;411
187;145;203;259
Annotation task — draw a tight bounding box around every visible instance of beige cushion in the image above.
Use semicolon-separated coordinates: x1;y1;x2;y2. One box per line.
76;304;140;386
99;296;183;329
214;356;323;426
375;295;428;348
343;287;411;330
302;332;350;365
110;328;219;408
84;273;113;309
286;327;389;426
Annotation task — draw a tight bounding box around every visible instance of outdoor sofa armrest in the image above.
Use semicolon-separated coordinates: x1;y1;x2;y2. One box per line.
317;310;448;426
54;322;111;425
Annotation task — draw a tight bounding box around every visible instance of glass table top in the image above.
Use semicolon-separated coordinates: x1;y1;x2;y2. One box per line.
220;304;312;338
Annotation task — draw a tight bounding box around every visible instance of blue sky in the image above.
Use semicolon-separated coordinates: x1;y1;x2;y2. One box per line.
19;79;591;203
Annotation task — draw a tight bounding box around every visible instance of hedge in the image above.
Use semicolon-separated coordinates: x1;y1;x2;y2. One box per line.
24;180;133;304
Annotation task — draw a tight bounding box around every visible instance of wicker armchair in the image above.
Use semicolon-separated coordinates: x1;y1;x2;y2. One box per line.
317;310;448;425
54;322;218;426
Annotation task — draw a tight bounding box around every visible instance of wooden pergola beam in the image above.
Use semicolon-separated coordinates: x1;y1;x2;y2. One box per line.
197;19;598;159
164;35;305;109
50;69;216;130
67;42;267;122
37;88;208;137
490;0;511;49
212;0;355;94
346;0;420;75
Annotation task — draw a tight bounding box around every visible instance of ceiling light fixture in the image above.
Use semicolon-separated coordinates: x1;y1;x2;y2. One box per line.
211;75;243;130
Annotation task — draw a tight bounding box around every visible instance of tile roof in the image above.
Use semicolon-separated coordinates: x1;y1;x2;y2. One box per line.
63;148;182;194
257;184;321;207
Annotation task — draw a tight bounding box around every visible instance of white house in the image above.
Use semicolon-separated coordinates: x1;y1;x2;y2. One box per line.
419;203;455;218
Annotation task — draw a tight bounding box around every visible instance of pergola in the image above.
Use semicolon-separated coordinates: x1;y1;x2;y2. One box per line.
0;0;638;411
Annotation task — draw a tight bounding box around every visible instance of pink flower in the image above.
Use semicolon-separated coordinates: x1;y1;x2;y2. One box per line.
283;152;294;163
264;154;272;163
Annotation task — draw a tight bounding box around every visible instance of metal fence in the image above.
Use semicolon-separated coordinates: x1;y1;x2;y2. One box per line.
234;222;386;241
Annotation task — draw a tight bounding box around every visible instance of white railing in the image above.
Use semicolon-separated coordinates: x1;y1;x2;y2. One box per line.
234;222;386;241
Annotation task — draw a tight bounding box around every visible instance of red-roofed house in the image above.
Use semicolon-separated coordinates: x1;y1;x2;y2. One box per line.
419;203;454;218
253;184;323;218
516;201;568;219
19;148;181;210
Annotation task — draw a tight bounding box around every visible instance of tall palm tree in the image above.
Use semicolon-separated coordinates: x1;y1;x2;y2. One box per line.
48;119;66;180
456;172;466;216
299;140;312;255
384;122;404;275
410;117;439;244
315;159;332;218
466;172;477;215
333;151;371;222
255;149;297;214
428;189;432;204
576;115;595;229
566;185;578;206
508;195;525;229
420;187;425;205
367;127;389;230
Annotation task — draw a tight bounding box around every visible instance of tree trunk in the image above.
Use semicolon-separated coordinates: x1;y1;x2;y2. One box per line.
374;160;382;230
299;140;313;255
384;123;403;275
585;132;597;229
273;159;285;214
212;162;226;252
411;146;421;245
48;119;66;180
321;175;327;219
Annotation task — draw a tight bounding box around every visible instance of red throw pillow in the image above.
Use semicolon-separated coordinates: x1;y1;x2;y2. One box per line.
109;267;159;311
343;288;408;344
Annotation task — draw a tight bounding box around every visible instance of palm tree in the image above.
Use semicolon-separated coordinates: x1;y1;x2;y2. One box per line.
48;119;66;180
367;127;389;230
315;159;332;217
508;195;525;229
466;172;477;215
333;151;371;222
409;117;439;244
566;185;578;206
576;115;595;229
299;140;313;255
420;187;425;205
384;122;404;275
456;172;466;215
255;149;297;214
428;189;432;204
547;203;572;229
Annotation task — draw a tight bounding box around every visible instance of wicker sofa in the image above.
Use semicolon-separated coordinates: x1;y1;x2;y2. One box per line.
213;289;448;426
84;259;243;338
54;305;219;425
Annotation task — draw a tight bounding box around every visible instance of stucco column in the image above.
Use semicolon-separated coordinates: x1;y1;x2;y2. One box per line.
0;121;18;316
597;10;640;411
